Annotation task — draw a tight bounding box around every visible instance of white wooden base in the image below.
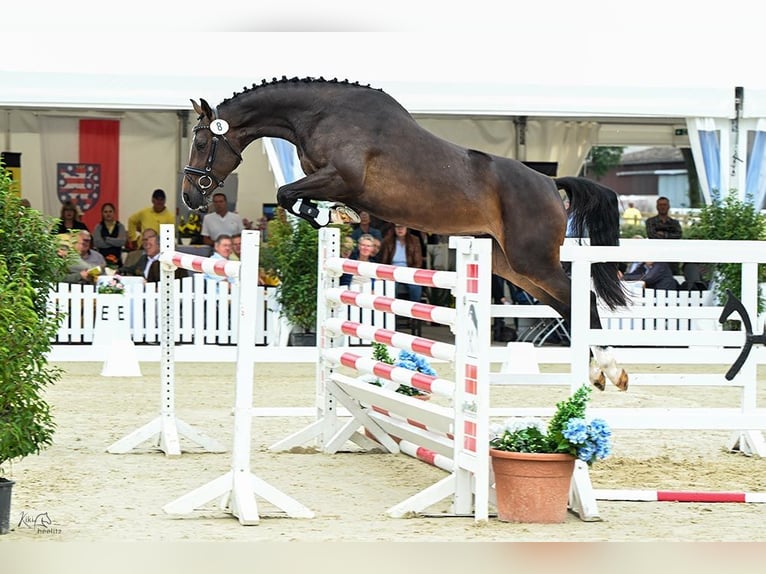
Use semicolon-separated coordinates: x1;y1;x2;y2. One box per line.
163;469;314;524
106;415;225;457
729;430;766;457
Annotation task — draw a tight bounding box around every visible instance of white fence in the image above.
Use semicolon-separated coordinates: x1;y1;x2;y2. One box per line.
48;275;395;361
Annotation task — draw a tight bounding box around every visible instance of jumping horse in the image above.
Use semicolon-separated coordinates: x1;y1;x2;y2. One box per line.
182;77;629;391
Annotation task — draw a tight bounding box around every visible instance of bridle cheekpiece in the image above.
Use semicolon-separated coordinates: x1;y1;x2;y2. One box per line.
183;112;243;201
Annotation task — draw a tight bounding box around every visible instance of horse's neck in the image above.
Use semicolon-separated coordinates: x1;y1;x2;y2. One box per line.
227;88;320;148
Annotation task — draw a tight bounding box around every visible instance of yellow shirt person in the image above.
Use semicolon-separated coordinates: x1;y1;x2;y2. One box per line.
622;202;642;226
127;188;175;249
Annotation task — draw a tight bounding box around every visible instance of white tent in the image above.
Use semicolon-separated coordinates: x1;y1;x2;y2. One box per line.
3;32;766;220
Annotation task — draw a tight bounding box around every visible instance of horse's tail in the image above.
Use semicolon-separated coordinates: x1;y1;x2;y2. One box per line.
555;176;627;309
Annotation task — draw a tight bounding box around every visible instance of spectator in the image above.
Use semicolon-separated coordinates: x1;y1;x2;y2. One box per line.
491;275;517;342
126;189;175;251
350;211;383;243
77;230;106;271
340;233;377;288
378;224;424;302
204;234;235;286
92;202;127;266
645;197;682;240
645;196;683;274
118;228;160;281
57;233;95;284
54;201;89;234
622;202;643;226
622;261;679;291
230;233;242;261
201;192;244;245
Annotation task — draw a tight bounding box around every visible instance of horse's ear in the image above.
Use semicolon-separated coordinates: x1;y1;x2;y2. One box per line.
191;99;204;117
199;98;215;119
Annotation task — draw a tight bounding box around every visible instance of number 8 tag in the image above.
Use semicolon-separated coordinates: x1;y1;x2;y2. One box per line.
210;119;229;135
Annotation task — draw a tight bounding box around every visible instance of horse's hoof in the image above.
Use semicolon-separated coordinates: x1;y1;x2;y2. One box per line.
592;379;605;391
614;370;629;392
589;371;606;391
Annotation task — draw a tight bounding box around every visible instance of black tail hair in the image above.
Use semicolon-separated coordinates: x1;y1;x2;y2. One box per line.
555;176;627;310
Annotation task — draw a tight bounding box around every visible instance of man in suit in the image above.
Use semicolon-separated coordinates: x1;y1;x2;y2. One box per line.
119;228;186;281
119;228;160;280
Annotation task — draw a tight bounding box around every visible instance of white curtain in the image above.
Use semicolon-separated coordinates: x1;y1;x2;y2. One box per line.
526;120;600;176
746;119;766;209
38;115;79;217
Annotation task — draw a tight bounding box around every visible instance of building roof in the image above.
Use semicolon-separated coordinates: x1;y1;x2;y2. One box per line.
621;147;685;165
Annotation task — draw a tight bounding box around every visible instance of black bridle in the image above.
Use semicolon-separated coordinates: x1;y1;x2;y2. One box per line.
183;116;243;202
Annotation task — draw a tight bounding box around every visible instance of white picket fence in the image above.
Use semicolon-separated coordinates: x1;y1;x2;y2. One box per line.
48;274;396;360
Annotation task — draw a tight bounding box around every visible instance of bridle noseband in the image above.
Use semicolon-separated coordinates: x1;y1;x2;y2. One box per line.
183;115;243;201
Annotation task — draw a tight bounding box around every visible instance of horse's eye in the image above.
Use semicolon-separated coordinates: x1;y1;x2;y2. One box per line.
194;136;207;152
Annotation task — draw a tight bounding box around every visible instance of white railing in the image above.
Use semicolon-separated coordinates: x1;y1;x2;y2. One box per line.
48;275;396;353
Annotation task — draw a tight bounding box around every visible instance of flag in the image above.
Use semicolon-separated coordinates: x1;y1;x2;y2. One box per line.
41;117;120;229
79;119;119;230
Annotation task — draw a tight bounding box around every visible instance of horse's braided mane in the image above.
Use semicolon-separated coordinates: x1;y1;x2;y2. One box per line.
221;76;384;105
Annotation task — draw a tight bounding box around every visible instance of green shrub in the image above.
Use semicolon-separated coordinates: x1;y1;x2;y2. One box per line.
0;164;67;472
685;189;766;310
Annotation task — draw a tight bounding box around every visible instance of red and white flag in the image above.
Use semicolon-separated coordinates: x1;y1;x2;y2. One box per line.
41;118;120;229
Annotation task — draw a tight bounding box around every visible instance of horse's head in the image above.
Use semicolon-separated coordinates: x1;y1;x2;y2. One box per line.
182;98;243;211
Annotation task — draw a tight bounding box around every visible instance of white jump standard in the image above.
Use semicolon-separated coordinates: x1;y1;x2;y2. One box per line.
106;225;227;459
109;224;312;524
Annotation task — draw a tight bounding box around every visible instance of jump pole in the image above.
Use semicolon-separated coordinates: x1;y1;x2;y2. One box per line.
595;489;766;503
161;226;313;523
106;225;226;457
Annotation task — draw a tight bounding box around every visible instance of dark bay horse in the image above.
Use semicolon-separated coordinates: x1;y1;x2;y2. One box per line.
182;77;628;390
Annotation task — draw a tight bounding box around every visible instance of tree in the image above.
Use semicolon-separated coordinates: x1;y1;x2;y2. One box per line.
584;146;625;178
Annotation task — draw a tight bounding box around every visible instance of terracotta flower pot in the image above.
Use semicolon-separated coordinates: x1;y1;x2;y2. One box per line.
490;449;575;523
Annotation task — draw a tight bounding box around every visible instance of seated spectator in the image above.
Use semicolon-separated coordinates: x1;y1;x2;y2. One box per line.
350;211;383;243
57;233;96;285
378;224;424;302
92;202;127;266
78;230;106;272
204;234;235;286
340;234;377;288
230;233;242;261
622;261;679;291
118;229;160;282
54;201;89;234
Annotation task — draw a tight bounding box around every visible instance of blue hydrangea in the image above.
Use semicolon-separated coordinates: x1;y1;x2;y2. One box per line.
395;350;436;375
562;418;589;444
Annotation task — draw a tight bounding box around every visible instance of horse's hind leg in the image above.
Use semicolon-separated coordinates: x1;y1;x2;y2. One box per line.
587;291;628;391
492;248;627;391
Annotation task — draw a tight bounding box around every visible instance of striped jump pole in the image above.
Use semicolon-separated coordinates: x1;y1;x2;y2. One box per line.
323;287;457;325
272;227;493;521
596;489;766;503
323;317;456;361
322;347;455;397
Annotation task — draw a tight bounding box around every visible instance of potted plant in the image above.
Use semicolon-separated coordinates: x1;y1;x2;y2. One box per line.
177;212;202;245
488;384;611;523
261;208;352;346
0;165;68;534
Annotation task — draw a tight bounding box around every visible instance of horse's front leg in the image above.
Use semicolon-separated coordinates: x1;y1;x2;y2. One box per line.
276;168;358;229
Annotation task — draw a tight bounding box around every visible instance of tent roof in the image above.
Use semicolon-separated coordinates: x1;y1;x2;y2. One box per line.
0;70;738;120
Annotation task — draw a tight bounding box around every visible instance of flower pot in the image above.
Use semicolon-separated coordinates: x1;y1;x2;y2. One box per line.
289;332;316;346
490;449;575;523
0;478;14;535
